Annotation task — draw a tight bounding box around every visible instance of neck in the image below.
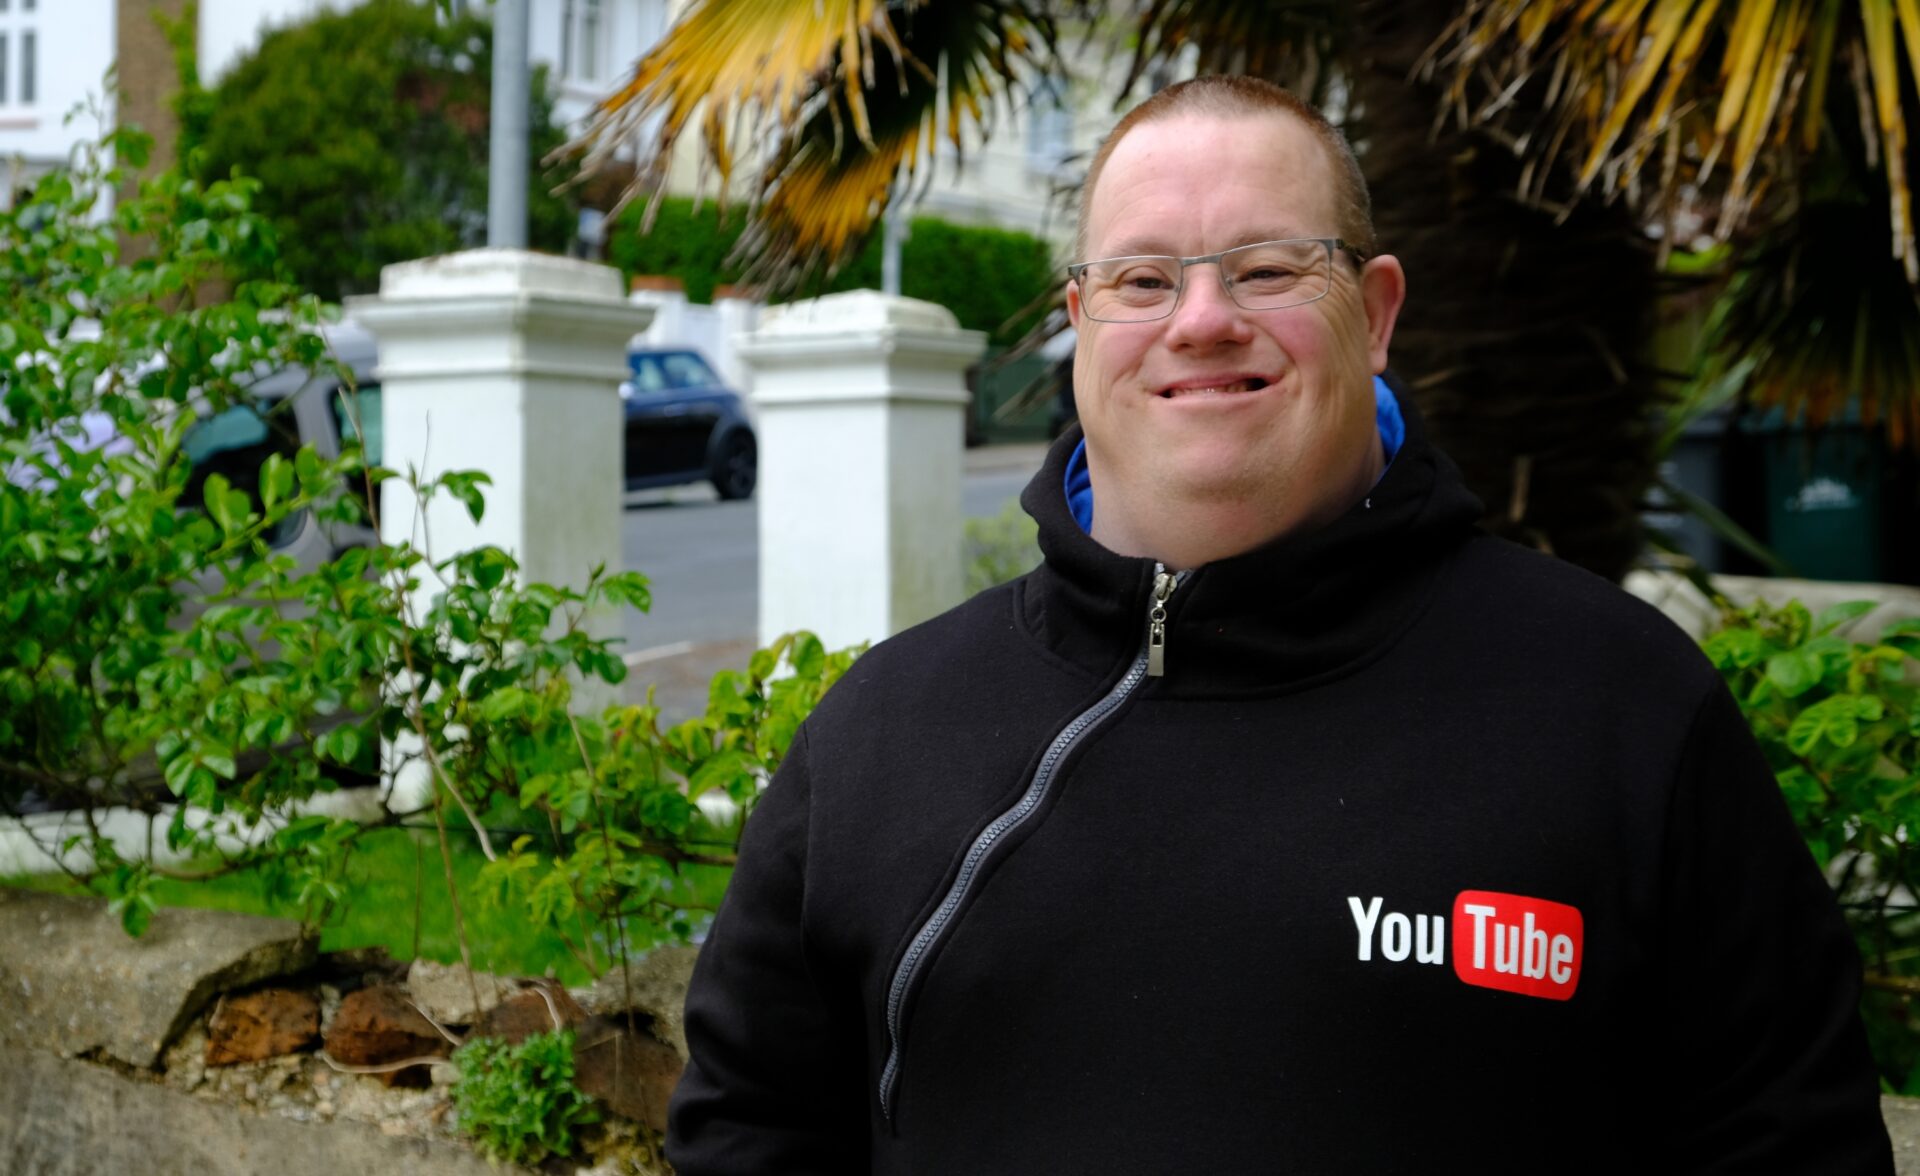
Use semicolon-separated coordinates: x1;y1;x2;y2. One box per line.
1089;436;1385;569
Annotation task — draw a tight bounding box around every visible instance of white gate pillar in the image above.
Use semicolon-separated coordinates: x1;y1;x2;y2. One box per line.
740;291;985;651
347;249;647;597
347;249;649;806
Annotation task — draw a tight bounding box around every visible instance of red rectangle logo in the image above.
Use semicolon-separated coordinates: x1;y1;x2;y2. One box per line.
1451;890;1583;1001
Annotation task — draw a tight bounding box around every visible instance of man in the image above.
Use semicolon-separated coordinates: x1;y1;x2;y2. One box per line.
667;76;1893;1173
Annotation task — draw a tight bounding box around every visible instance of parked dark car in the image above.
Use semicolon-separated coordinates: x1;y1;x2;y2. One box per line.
622;347;758;501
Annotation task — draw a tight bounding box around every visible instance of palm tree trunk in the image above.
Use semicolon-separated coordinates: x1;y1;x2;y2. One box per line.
1349;2;1662;583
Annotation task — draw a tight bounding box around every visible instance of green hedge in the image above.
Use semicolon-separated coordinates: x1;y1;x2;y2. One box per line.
606;198;1058;344
194;0;576;301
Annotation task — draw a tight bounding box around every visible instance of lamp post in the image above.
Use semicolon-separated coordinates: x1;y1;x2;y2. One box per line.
487;0;530;248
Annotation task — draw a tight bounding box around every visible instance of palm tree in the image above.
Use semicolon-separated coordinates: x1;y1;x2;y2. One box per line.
562;0;1920;581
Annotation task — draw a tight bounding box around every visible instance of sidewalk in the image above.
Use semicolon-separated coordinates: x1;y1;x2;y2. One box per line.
965;440;1052;475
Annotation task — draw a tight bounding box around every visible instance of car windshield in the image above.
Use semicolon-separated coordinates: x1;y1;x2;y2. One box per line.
629;351;721;393
180;399;304;547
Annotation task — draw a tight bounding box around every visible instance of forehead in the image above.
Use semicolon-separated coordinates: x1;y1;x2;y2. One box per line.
1085;110;1342;258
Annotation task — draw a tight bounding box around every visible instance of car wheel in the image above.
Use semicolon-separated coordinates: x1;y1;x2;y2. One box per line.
711;430;757;501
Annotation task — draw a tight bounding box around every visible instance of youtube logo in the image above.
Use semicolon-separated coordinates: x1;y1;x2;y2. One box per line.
1347;890;1584;1001
1452;890;1583;1001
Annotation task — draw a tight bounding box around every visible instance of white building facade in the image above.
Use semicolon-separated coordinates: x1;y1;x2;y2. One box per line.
0;0;666;210
0;0;112;206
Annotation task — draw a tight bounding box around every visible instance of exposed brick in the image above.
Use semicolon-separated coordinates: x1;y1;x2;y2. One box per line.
205;988;320;1066
322;985;449;1088
571;1017;682;1133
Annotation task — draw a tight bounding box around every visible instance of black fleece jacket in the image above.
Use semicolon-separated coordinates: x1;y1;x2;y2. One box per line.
667;389;1892;1174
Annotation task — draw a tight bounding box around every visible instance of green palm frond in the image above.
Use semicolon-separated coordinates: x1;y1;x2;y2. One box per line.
563;0;1056;293
1108;0;1349;102
1694;161;1920;446
1430;0;1920;281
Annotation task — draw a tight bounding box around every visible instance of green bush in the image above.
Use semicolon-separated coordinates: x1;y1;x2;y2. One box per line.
2;116;859;981
608;199;1056;343
964;499;1042;597
606;197;753;305
451;1029;600;1166
192;0;576;299
1703;598;1920;1088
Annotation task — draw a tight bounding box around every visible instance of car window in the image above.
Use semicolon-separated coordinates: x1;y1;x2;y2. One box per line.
180;399;304;547
331;383;382;466
629;355;668;394
658;352;719;389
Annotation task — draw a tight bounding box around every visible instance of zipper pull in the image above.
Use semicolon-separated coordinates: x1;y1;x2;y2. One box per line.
1146;566;1176;678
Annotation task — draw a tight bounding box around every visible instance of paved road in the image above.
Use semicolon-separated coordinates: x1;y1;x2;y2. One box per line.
614;446;1048;720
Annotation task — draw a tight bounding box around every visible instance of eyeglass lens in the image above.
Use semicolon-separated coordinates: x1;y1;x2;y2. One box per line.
1079;239;1334;322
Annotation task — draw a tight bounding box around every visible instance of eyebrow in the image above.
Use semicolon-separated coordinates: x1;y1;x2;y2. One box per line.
1095;228;1314;258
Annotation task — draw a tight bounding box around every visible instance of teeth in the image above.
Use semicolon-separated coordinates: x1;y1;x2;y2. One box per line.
1160;378;1263;398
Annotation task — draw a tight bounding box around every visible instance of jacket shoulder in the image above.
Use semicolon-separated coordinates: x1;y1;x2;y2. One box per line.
803;581;1035;727
1438;535;1719;687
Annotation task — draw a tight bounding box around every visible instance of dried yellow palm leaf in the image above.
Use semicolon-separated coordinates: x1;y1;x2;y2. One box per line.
1520;2;1563;50
1860;0;1917;279
1597;0;1659;34
1716;0;1780;135
566;0;1056;294
564;0;897;207
1440;0;1920;288
1799;0;1842;148
1896;0;1920;98
1575;0;1702;188
1721;1;1806;229
1646;0;1724;134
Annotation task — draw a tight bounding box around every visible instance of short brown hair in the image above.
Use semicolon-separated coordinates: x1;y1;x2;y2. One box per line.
1073;76;1375;262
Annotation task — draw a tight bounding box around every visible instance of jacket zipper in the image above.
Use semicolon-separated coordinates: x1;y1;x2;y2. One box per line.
1146;567;1176;677
878;563;1182;1120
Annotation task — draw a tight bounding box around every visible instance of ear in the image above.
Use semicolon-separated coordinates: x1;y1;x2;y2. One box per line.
1066;278;1086;330
1359;255;1406;375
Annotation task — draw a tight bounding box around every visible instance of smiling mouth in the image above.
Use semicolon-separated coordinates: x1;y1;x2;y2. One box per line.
1157;377;1270;399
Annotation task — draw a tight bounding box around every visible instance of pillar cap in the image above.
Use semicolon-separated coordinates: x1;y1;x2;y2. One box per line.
375;248;626;302
757;290;961;337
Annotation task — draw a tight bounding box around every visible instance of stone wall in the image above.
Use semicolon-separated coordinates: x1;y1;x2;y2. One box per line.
5;888;1920;1170
0;890;692;1174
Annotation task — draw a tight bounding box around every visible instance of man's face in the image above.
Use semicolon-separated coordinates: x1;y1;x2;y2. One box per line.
1067;110;1404;557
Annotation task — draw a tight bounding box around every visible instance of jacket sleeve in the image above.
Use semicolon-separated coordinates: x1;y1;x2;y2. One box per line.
1655;679;1893;1173
666;726;870;1174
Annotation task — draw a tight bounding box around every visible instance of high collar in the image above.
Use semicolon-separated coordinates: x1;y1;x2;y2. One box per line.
1016;376;1484;697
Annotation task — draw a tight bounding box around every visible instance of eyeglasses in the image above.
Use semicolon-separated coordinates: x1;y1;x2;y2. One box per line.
1067;238;1369;323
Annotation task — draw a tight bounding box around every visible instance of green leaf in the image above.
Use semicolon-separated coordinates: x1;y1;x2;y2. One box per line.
599;572;652;613
790;631;826;678
203;472;237;533
331;726;362;766
1766;650;1821;698
294;446;325;491
119;897;154;938
1705;627;1766;670
688;748;754;800
466;546;512;592
260;451;294;510
1787;695;1868;755
162;753;197;796
477;686;531;722
1814;600;1877;634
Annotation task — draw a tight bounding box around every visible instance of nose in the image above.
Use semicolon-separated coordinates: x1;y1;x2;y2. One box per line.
1162;262;1254;350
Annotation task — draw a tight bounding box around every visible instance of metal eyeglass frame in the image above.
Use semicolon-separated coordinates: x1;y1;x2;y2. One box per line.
1066;237;1371;323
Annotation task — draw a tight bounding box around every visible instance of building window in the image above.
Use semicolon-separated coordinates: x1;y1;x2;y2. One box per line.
0;33;9;105
20;30;31;104
560;0;603;83
1027;75;1072;175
